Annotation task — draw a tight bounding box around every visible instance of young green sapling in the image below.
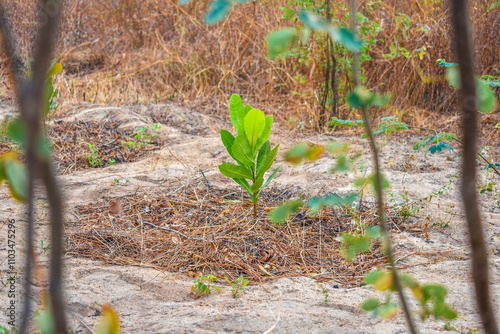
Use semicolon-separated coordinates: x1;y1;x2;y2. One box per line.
218;94;281;220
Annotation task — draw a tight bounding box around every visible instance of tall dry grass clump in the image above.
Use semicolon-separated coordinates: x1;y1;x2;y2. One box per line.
0;0;498;126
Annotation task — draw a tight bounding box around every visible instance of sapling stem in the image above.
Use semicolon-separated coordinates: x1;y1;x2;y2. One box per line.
253;197;257;221
350;0;417;333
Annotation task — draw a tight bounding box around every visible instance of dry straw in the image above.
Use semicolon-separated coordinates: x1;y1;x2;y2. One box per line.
0;1;498;127
66;182;423;285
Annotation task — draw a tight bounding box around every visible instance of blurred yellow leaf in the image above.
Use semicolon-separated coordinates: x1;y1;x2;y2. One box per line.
95;305;120;334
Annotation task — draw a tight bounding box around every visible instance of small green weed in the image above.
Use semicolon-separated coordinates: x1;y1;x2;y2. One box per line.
191;274;221;299
86;143;103;167
121;123;161;149
224;275;249;298
444;322;479;334
39;240;50;253
318;284;329;302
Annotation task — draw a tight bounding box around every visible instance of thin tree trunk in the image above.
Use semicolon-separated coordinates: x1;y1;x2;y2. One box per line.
450;1;499;333
0;0;67;332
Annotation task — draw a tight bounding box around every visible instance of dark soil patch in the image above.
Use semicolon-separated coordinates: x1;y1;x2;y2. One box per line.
48;119;164;173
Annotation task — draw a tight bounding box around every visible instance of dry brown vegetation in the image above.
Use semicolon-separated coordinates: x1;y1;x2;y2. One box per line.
67;183;424;286
1;0;499;126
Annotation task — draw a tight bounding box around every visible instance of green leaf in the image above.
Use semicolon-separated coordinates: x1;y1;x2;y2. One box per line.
36;308;55;334
36;134;52;161
447;68;497;113
347;86;390;109
365;226;381;239
327;141;350;154
179;0;193;4
363;270;385;285
7;118;26;146
233;178;253;199
255;115;273;152
267;28;299;60
252;175;264;193
229;94;246;136
298;11;362;51
361;298;380;311
94;305;121;334
298;10;330;31
369;173;390;193
232;135;255;166
219;163;253;180
269;198;303;223
432;302;457;320
244;104;252;114
221;129;238;161
244;108;266;154
377;302;399;319
329;27;363;52
4;157;28;202
477;80;497;113
308;193;357;215
205;0;233;26
256;140;271;174
284;142;308;165
257;144;279;179
447;67;460;88
331;154;350;173
47;62;62;79
258;164;281;196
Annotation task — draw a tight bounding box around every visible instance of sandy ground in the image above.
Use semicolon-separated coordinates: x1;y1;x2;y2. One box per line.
1;102;499;333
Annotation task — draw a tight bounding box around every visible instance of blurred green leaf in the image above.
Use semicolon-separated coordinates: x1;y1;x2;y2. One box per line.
447;67;497;113
377;302;399;319
269;198;303;223
95;305;121;334
298;11;362;51
267;28;299;60
329;27;363;52
347;86;391;109
326;141;350;154
308;193;357;215
205;0;234;26
298;10;330;31
363;270;385;285
477;80;497;113
3;154;28;202
361;298;380;311
7;118;26;147
36;134;52;161
284;142;308;165
36;308;54;334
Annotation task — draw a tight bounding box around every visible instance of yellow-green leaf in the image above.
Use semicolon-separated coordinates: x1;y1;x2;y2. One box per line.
244;108;266;153
95;305;121;334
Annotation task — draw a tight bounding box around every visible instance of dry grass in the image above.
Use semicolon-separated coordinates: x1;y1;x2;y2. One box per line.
66;182;423;285
0;0;498;127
